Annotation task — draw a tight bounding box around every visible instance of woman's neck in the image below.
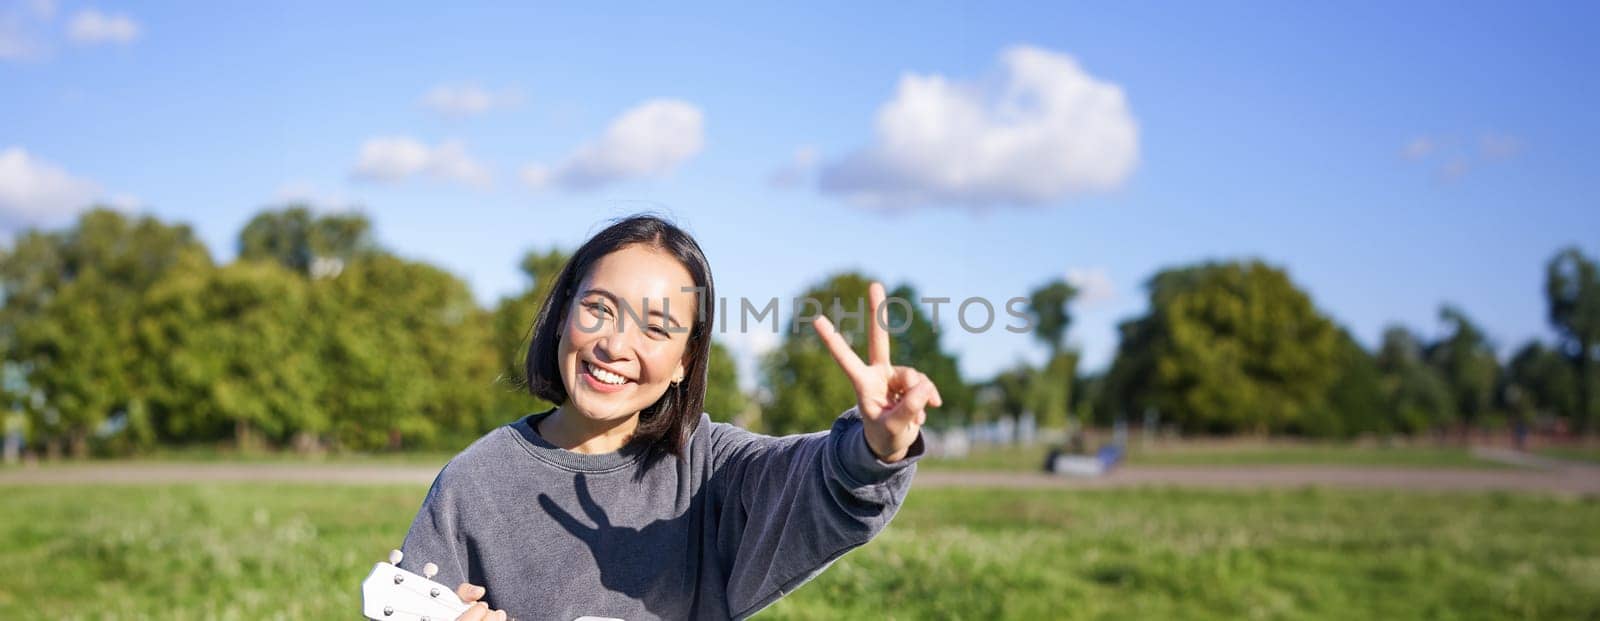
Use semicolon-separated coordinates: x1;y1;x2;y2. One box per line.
539;403;639;455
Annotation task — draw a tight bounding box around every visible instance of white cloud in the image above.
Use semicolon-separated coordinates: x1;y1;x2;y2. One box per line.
768;145;819;189
353;137;429;180
818;45;1139;209
1401;137;1435;160
351;137;491;188
421;84;523;117
1479;133;1522;160
2;3;138;62
0;0;52;61
1403;132;1522;183
427;142;493;187
0;146;122;229
67;9;140;45
521;99;704;191
1065;267;1115;307
0;28;38;61
518;163;550;188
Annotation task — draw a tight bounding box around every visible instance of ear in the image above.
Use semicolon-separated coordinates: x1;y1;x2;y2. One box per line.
672;358;687;384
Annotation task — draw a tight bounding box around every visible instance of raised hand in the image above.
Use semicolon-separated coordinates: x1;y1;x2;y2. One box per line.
812;281;942;462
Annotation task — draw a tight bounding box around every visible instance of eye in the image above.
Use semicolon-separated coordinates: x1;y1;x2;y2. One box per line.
648;324;670;337
585;301;612;317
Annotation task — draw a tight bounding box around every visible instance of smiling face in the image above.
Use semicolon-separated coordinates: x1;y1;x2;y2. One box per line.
557;243;699;424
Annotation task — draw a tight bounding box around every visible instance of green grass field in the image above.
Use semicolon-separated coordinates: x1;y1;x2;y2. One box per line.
3;483;1594;620
1535;446;1600;464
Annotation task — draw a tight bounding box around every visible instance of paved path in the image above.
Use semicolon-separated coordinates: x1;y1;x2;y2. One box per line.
1470;446;1583;470
3;459;1597;494
918;464;1600;494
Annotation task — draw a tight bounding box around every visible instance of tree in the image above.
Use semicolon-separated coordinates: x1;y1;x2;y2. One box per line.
1027;279;1078;358
1024;280;1080;428
488;248;568;419
312;252;496;450
761;274;877;435
137;261;324;449
1424;305;1501;430
17;271;135;456
1071;372;1104;427
240;207;506;449
761;273;970;434
1505;341;1577;423
4;209;212;457
703;341;747;423
0;230;66;358
1545;247;1600;433
1375;326;1456;434
238;205;374;275
1028;352;1078;428
1099;260;1342;434
1299;329;1385;438
979;363;1034;423
1097;310;1162;427
0;230;73;448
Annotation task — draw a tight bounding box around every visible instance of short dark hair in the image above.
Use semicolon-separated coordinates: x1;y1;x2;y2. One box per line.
525;214;714;461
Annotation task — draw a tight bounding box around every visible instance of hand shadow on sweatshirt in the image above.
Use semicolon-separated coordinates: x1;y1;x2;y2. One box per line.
536;472;706;618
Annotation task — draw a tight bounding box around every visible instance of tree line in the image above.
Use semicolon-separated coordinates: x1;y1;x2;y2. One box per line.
1039;256;1596;438
0;207;742;457
758;253;1597;441
1;206;1595;458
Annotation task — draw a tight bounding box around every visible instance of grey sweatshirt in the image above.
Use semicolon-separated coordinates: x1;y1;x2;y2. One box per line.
397;406;924;620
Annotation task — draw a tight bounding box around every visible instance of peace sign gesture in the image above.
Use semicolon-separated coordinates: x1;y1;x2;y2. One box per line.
811;282;943;463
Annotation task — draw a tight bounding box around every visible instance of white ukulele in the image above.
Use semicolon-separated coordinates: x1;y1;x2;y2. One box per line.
361;549;623;621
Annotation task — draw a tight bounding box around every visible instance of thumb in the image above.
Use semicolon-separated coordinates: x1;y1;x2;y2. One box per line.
456;582;486;602
892;379;938;425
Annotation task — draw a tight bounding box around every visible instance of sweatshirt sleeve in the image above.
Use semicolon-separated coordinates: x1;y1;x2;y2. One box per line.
707;406;925;619
396;464;475;593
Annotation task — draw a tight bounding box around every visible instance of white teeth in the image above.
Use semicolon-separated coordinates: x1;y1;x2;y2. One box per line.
586;361;628;385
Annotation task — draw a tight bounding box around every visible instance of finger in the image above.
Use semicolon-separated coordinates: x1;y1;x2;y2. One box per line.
457;602;490;621
456;583;486;603
895;368;941;409
894;379;939;422
489;611;508;621
889;366;923;388
908;371;941;409
868;282;890;367
811;315;864;375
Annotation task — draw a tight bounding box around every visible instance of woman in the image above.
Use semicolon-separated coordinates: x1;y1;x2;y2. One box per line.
398;215;941;620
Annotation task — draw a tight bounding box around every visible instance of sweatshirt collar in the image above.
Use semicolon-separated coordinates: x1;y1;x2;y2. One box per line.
508;407;651;474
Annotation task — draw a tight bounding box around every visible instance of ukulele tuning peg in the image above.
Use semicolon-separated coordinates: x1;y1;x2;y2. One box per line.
389;549;404;565
423;562;439;579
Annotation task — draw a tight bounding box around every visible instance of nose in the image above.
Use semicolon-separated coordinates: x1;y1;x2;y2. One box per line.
596;320;637;362
598;334;628;362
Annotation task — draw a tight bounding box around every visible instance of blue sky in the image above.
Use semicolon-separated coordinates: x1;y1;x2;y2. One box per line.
3;1;1596;387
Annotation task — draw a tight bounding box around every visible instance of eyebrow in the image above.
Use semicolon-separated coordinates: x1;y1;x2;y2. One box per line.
581;288;684;328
